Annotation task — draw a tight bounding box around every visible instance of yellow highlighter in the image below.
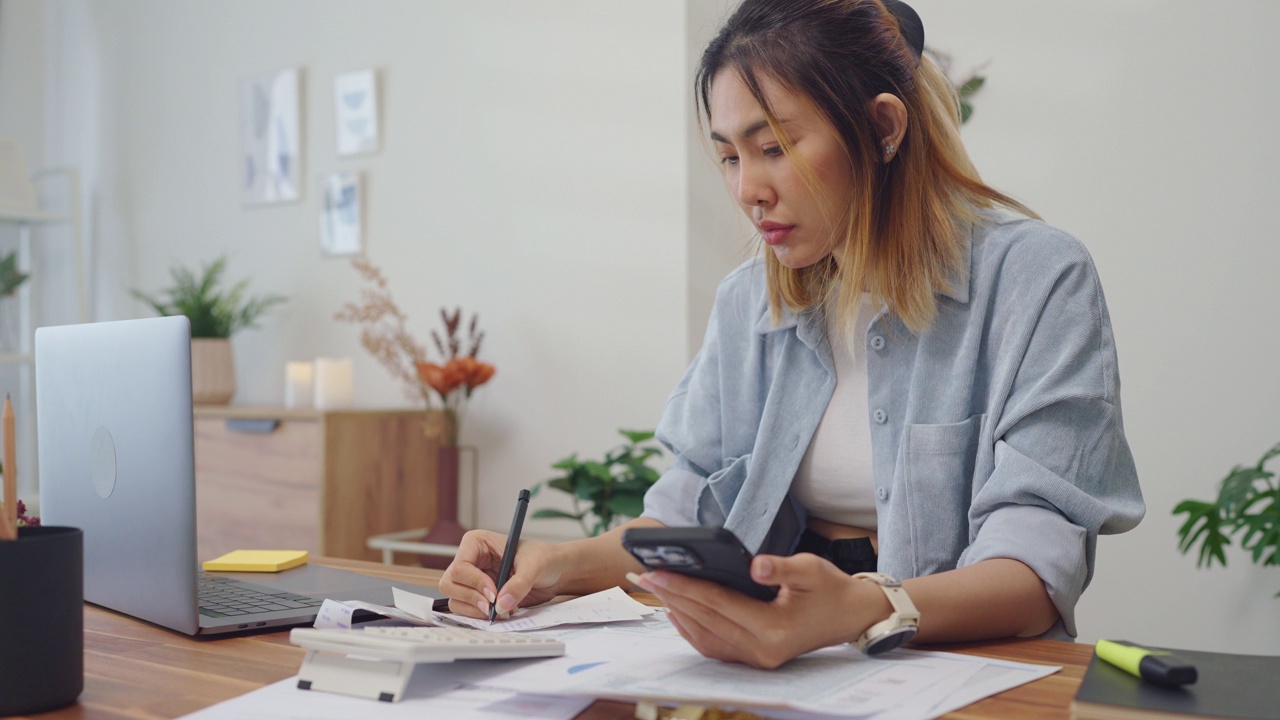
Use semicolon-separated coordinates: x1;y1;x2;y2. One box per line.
1095;639;1198;687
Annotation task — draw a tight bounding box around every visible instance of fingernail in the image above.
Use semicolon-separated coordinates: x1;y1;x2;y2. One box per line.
646;572;669;588
625;571;653;590
496;594;517;616
754;556;773;580
484;588;496;604
476;599;490;615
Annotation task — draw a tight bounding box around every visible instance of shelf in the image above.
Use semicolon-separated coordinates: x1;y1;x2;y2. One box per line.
0;209;70;225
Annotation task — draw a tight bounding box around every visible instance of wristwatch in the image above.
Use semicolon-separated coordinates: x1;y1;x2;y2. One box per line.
851;572;920;656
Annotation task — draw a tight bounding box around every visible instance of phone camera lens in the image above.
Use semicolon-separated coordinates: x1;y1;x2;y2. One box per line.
633;547;665;567
658;546;694;567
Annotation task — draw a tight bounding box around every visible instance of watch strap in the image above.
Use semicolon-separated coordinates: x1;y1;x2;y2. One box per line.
852;572;920;654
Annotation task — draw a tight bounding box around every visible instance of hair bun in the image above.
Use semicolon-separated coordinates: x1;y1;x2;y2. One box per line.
882;0;925;63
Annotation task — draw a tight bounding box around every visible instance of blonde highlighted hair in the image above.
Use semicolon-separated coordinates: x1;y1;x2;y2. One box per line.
697;0;1037;333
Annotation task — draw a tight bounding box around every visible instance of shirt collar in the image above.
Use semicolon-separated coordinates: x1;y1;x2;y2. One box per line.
754;223;975;335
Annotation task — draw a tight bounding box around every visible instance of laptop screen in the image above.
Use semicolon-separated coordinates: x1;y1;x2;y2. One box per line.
36;316;201;634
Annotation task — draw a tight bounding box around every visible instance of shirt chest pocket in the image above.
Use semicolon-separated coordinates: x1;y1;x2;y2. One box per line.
902;414;985;574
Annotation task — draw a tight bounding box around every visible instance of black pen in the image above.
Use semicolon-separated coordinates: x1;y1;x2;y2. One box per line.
490;489;530;624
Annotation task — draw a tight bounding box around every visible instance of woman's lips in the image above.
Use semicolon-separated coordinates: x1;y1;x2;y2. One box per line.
759;223;795;246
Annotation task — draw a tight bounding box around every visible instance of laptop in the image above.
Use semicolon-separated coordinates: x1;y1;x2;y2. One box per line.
35;316;444;636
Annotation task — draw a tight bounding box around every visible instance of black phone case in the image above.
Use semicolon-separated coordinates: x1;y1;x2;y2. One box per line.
621;526;779;601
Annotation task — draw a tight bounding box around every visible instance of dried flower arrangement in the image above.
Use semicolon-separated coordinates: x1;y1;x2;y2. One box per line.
16;499;38;527
335;257;495;445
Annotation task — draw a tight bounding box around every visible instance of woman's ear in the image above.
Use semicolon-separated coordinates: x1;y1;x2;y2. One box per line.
870;93;908;162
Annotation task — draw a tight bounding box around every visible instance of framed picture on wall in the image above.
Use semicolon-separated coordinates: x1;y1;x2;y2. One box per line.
240;68;303;205
320;171;362;256
334;69;380;156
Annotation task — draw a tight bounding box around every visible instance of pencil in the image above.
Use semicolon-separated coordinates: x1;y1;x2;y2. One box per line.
2;394;15;540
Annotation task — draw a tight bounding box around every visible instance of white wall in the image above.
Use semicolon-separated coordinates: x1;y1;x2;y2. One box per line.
908;1;1280;654
685;0;754;353
44;0;691;534
19;0;1280;654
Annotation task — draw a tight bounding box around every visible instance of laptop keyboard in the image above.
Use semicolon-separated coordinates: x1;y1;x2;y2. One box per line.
198;574;325;618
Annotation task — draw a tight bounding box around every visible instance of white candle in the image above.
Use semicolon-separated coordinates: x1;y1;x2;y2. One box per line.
313;357;354;410
283;361;314;409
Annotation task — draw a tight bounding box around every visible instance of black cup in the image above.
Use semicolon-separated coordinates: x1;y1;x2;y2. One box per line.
0;525;84;715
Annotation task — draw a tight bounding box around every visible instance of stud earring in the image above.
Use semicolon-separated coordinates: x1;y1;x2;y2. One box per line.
884;143;897;159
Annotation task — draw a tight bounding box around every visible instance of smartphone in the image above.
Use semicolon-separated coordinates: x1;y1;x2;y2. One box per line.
621;526;778;601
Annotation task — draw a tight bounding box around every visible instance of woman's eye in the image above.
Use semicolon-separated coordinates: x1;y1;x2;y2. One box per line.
720;155;740;166
763;146;783;157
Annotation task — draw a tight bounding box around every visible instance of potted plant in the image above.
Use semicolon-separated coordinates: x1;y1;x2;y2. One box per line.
530;429;664;537
0;250;29;351
1174;441;1280;596
131;255;285;404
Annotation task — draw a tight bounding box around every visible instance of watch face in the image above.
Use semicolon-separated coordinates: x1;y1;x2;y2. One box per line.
863;626;918;656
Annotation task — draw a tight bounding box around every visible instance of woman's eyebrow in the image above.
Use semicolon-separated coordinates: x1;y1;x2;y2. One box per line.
710;118;785;144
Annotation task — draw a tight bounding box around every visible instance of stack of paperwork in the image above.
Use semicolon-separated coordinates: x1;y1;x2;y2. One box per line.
181;587;1059;720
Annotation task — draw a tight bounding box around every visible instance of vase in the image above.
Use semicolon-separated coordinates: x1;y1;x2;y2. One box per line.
191;337;235;405
0;525;84;716
420;444;469;569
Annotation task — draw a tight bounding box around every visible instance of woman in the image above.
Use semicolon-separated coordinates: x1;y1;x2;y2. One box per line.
441;0;1144;668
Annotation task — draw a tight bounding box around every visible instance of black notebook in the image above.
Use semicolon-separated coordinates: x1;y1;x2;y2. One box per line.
1071;644;1280;720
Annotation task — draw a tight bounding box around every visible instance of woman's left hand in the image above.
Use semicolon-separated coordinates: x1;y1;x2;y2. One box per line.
630;553;890;668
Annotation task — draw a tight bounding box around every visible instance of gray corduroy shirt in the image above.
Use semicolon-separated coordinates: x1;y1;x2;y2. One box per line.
642;214;1144;637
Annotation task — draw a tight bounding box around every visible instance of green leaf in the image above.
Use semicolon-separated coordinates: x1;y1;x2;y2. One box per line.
607;494;645;519
0;251;29;297
582;461;614;484
1217;466;1271;515
1258;441;1280;467
958;75;986;97
626;462;660;484
531;509;586;521
546;477;576;494
573;471;605;501
551;454;579;471
620;429;656;444
1173;499;1231;569
960;101;974;125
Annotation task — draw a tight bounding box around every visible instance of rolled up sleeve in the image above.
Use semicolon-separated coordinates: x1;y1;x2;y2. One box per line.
958;238;1144;637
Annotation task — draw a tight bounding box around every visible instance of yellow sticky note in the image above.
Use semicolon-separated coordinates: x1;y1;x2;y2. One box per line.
202;550;309;573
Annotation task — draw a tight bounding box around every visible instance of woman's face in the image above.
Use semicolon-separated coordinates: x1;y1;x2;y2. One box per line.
709;70;855;269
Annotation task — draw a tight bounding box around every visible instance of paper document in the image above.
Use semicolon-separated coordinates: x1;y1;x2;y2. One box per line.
478;616;1059;719
393;586;654;632
177;667;593;720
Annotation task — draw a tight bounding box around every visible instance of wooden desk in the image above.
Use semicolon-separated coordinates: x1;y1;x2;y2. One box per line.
24;558;1092;720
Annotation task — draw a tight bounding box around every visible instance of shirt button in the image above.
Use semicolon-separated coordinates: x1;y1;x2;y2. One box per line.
876;487;888;501
870;335;886;351
873;409;887;424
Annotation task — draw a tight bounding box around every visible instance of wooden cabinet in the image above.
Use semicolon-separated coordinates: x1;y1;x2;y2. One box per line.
193;406;448;563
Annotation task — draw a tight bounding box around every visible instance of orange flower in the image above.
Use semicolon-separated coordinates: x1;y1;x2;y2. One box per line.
455;356;496;391
416;361;464;399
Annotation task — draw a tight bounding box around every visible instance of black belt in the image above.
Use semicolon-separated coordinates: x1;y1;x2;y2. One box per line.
795;528;877;575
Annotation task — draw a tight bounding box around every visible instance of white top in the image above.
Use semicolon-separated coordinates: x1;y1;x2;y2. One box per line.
791;294;878;530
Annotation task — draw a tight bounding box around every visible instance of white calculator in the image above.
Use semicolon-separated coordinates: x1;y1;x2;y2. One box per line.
289;625;565;664
290;626;566;702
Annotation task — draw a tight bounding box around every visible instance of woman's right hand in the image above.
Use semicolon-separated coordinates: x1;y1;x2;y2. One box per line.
438;529;565;619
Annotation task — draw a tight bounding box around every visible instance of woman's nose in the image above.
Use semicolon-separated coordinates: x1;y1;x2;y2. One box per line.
735;161;775;208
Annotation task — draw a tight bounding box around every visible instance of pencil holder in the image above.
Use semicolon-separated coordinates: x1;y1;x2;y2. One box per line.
0;525;84;715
